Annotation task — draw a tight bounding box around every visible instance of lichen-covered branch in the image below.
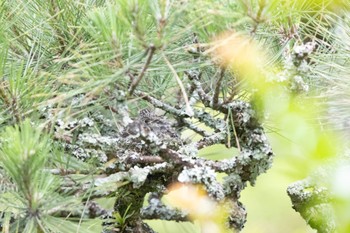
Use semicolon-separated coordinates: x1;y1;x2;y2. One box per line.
100;90;272;231
287;179;336;233
141;193;189;222
39;37;275;232
45;84;274;232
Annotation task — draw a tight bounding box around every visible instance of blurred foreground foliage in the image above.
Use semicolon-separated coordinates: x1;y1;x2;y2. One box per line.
0;0;350;233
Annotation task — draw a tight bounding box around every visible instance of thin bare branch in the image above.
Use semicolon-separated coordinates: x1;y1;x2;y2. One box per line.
213;67;226;109
162;53;194;116
128;45;156;96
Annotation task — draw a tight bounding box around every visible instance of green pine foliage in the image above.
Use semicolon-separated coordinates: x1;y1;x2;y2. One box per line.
0;120;95;233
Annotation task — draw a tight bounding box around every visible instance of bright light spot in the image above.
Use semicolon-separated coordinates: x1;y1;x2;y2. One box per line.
331;165;350;198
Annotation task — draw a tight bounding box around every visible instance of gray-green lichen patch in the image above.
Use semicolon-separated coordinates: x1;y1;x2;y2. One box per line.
178;166;225;200
287;179;336;233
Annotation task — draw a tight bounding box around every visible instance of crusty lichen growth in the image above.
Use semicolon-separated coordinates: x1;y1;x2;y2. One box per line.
100;94;272;232
39;43;275;232
273;42;316;93
287;179;336;233
43;88;274;232
141;193;188;221
286;155;350;233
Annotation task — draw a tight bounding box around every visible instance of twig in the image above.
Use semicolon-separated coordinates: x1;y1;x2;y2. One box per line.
212;67;226;109
135;91;186;116
128;45;156;96
196;133;226;149
159;148;236;173
136;90;224;131
126;155;164;164
0;82;10;106
180;118;211;137
47;168;92;175
228;106;241;151
249;0;266;35
141;195;189;222
0;81;21;123
162;53;194;116
184;71;211;103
